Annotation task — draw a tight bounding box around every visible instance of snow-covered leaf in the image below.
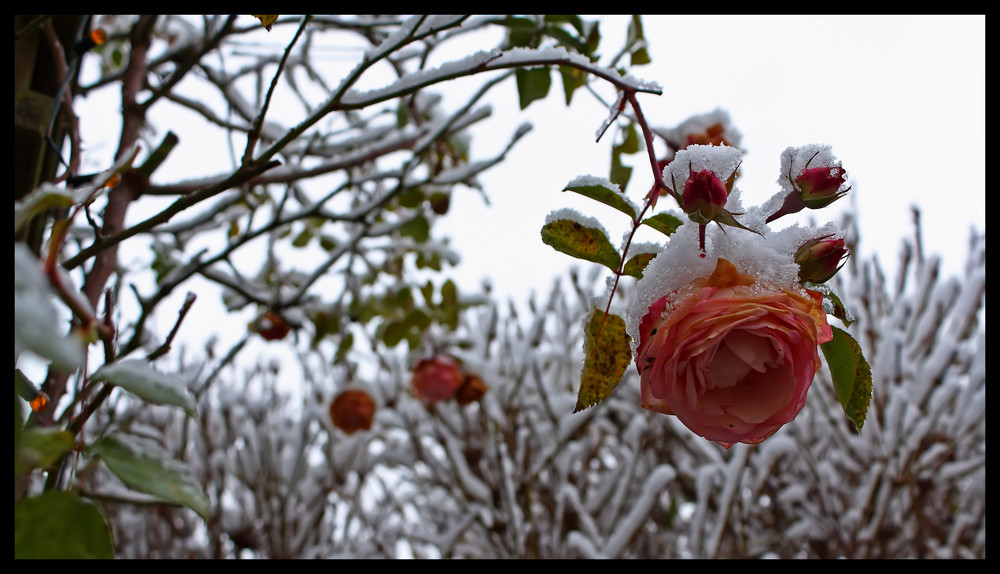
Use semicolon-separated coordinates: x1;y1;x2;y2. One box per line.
564;177;637;219
88;434;210;520
90;359;197;417
541;218;621;272
14;243;84;372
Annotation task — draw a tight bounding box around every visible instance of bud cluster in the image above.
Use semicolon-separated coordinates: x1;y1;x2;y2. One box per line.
411;355;489;406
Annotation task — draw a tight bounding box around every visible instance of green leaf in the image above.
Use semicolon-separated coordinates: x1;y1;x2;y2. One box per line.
631;46;651;66
559;65;587;105
820;326;872;433
515;66;552;110
16;426;74;477
623;251;656;279
88;434;211;520
14;244;85;372
541;219;621;271
610;123;640;191
641;212;684;236
15;491;115;559
616;122;641;154
397;187;425;208
808;283;855;327
575;310;633;412
563;180;636;219
712;210;763;237
627;16;651;66
439;279;460;329
291;225;313;248
399;215;430;243
90;359;197;417
610;153;633;192
333;331;354;364
381;320;407;347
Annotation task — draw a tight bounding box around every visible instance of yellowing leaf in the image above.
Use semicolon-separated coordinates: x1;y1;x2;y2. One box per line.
252;15;278;31
574;310;632;412
541;219;621;271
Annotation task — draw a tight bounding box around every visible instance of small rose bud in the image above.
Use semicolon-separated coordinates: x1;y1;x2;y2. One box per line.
682;169;728;224
250;310;291;341
795;166;849;209
330;389;376;435
767;146;850;223
795;235;849;284
411;355;464;404
454;373;489;406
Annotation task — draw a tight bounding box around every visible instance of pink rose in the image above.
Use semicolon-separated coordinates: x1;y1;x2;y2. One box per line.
411;355;464;404
636;258;833;448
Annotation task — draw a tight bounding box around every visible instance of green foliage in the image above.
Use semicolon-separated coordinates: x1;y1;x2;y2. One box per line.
88;435;211;520
575;309;632;412
563;179;636;219
627;15;651;66
641;212;684;236
809;283;855;327
540;218;621;272
515;67;552;110
14;491;115;559
820;326;873;432
90;359;198;417
610;122;641;191
622;251;656;279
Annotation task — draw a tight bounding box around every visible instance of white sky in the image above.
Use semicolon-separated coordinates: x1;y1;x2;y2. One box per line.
436;15;986;305
65;15;985;348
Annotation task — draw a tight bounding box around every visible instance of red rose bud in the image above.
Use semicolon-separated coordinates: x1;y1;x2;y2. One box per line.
411;355;464;404
795;236;849;284
454;373;489;406
330;389;376;435
250;310;292;341
682;169;728;224
795;165;849;209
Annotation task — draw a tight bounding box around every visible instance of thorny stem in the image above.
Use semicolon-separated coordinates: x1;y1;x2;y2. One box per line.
598;88;672;331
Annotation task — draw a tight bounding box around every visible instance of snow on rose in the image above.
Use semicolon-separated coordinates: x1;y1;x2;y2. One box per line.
625;144;848;447
633;258;833;448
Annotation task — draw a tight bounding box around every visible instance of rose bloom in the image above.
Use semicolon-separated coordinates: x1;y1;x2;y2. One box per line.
330;389;376;435
635;258;833;448
411;355;464;404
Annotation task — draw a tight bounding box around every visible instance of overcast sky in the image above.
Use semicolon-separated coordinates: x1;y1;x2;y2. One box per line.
436;15;986;305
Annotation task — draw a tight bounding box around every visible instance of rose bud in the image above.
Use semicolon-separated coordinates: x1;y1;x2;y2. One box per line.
454;373;489;406
767;146;850;223
795;235;849;284
795;165;849;209
250;310;291;341
682;169;728;224
329;389;376;435
411;355;464;404
635;258;833;448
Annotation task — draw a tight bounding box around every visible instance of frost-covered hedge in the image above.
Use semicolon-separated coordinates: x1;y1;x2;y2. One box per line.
94;214;984;558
